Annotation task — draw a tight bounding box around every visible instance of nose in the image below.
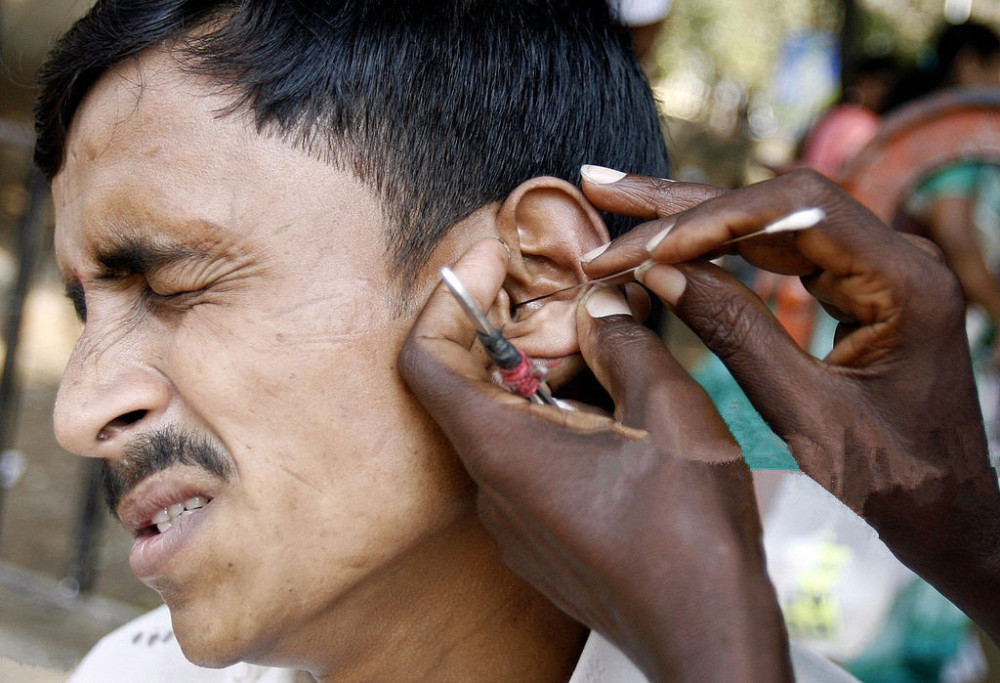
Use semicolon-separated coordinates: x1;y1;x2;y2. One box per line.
53;334;170;459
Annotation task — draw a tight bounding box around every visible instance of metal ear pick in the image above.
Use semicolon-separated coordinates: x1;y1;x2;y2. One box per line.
439;207;825;405
439;267;562;407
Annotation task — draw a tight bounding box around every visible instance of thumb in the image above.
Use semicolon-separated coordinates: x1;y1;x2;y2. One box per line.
576;286;739;462
637;260;829;441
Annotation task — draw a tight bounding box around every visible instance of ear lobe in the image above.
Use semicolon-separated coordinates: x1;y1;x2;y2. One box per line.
493;177;610;360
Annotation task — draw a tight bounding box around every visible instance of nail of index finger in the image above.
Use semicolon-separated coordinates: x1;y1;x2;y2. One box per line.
580;170;725;220
579;172;726;277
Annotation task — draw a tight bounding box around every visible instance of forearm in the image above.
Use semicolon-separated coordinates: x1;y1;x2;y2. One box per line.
629;565;792;682
866;471;1000;643
618;461;794;681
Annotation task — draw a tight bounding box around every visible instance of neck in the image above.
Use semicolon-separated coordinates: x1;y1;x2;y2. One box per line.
308;515;586;681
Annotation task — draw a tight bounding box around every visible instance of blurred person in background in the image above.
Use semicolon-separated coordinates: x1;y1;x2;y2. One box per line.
612;0;672;66
897;21;1000;467
800;56;900;179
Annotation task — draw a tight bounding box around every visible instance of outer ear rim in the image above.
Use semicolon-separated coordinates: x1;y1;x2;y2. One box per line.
491;176;611;363
496;176;610;298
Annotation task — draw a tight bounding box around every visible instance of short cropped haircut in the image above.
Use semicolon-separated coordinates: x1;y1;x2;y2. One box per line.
35;0;670;286
936;20;1000;73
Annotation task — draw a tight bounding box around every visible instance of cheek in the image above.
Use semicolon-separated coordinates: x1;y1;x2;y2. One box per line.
164;297;418;464
170;293;381;390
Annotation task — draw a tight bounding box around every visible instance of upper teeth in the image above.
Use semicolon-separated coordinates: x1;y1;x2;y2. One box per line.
152;496;208;533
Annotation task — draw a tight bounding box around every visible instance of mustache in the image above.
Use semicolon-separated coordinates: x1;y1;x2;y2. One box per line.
102;427;234;516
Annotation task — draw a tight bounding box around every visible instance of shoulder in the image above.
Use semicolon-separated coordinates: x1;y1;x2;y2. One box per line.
69;605;298;683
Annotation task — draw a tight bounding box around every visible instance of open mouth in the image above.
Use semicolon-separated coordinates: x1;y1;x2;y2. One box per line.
141;496;211;535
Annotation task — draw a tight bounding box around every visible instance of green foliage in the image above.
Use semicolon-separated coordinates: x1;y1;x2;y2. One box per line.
652;0;842;89
652;0;1000;92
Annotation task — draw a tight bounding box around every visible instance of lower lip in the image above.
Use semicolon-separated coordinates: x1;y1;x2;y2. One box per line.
129;504;212;581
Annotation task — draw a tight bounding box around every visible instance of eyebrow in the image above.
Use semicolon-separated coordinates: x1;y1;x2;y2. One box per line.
95;235;202;278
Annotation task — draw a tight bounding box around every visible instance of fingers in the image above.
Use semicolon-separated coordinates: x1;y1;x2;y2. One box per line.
579;166;725;277
602;169;954;336
644;170;894;279
576;286;739;462
409;238;510;353
638;260;828;441
399;238;512;418
580;165;725;220
400;239;623;488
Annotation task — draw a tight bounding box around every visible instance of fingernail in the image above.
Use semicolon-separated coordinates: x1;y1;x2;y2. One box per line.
581;164;627;185
585;286;633;318
635;264;686;305
580;242;610;263
491;235;512;258
645;221;675;253
632;259;656;280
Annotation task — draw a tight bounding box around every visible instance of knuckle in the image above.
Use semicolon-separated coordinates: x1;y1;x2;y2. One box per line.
596;319;660;362
888;238;965;324
649;176;677;194
784;167;829;193
685;284;765;362
899;233;946;264
593;320;663;386
912;260;966;323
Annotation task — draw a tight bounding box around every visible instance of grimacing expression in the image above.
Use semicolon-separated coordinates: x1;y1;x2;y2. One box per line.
52;49;492;670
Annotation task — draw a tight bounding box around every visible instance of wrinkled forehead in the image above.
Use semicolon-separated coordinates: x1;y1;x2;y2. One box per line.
52;47;401;294
60;48;252;186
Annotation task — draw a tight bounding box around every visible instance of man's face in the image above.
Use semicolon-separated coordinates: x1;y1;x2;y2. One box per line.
52;51;481;669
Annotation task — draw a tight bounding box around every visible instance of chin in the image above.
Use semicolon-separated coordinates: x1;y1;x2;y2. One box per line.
165;598;261;670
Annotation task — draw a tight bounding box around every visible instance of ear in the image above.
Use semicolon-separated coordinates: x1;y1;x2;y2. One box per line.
494;176;610;360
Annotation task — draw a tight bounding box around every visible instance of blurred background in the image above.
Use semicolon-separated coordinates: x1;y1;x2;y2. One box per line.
1;0;999;680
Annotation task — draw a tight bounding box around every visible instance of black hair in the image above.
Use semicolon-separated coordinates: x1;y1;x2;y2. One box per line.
34;0;670;285
841;56;899;113
887;21;1000;110
936;20;1000;76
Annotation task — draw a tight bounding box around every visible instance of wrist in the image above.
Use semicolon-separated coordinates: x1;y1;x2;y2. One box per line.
867;475;1000;640
602;456;793;680
626;556;792;681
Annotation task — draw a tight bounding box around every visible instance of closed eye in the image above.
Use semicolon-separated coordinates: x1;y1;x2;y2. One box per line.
143;282;206;312
65;280;86;322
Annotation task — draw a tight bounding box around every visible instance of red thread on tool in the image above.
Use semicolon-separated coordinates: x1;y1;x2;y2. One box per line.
499;350;542;397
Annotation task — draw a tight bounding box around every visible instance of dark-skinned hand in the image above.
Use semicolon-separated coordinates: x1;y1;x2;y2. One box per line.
580;166;1000;643
399;238;792;682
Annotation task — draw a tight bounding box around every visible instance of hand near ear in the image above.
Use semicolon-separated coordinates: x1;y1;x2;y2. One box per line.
399;238;793;682
581;167;1000;643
